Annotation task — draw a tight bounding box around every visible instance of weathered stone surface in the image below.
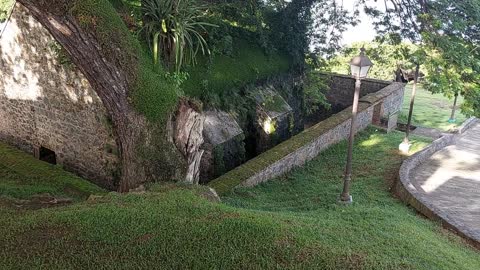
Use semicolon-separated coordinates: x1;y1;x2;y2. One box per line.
272;74;305;134
369;82;405;132
199;111;245;183
203;111;243;146
172;100;205;184
252;86;294;154
199;187;222;203
322;73;391;108
0;5;119;189
306;74;401;129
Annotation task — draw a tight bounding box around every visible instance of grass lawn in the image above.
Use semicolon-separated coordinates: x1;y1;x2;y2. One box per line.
0;142;104;201
398;83;467;131
0;128;479;269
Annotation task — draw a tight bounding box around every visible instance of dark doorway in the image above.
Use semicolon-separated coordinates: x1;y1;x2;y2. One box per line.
39;146;57;165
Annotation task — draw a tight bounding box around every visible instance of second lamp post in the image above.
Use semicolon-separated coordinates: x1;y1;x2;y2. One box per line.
339;47;373;204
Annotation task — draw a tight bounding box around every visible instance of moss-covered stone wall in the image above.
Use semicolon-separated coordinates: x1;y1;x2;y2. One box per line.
209;81;405;195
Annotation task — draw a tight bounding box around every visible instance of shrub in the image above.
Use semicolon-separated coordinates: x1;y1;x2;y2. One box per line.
141;0;216;73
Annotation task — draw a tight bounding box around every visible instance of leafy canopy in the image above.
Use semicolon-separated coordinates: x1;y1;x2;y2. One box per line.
364;0;480;116
0;0;14;22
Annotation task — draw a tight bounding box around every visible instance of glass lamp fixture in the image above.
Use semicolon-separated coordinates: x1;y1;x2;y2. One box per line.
350;47;373;79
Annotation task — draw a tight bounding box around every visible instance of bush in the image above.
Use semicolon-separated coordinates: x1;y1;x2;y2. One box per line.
141;0;216;72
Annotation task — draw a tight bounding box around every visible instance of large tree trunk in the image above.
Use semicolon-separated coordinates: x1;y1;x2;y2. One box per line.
18;0;146;192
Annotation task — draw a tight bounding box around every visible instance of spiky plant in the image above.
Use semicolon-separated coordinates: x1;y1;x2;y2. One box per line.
142;0;215;73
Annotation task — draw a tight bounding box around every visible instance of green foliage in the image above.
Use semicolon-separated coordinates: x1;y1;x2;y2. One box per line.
48;41;74;69
182;38;290;107
328;41;419;81
463;87;480;118
303;71;330;116
141;0;216;72
0;142;104;201
2;130;479;269
366;0;480;117
262;94;287;113
421;40;480;117
131;62;179;121
71;0;178;122
198;0;356;69
0;0;13;22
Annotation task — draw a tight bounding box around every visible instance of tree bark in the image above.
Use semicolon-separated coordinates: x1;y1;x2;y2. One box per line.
18;0;146;192
172;99;205;184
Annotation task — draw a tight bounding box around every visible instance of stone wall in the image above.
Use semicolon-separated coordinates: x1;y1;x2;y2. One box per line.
0;4;119;189
209;82;405;195
322;73;391;109
239;106;375;188
200;110;245;183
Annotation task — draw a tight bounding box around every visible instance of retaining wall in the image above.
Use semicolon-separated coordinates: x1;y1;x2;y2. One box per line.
0;4;119;189
209;81;405;195
323;73;391;108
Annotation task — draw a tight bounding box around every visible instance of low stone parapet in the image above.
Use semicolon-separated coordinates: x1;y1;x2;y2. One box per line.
209;82;405;195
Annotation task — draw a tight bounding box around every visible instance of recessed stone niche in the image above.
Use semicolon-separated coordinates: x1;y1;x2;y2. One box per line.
253;86;293;154
199;111;245;183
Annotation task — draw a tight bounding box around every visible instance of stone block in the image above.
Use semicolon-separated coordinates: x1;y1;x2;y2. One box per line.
200;111;245;183
252;86;293;154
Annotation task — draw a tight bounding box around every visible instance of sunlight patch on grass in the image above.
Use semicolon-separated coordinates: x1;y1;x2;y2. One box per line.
359;136;383;147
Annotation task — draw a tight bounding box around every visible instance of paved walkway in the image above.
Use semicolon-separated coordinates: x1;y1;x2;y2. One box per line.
411;122;480;242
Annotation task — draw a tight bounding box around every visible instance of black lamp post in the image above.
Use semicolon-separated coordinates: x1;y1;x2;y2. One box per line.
399;63;420;153
339;47;373;204
448;90;459;123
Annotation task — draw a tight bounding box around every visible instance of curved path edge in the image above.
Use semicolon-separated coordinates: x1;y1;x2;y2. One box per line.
396;117;480;249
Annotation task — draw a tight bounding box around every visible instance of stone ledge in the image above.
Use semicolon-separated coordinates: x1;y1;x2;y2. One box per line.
396;124;480;249
454;117;479;134
318;72;394;86
359;83;405;105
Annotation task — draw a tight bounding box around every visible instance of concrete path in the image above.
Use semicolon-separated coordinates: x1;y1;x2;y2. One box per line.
411;122;480;242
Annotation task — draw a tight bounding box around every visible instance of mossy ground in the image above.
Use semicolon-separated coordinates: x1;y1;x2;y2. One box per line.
73;0;178;122
1;128;479;269
0;142;104;201
108;0;292;110
183;39;291;101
